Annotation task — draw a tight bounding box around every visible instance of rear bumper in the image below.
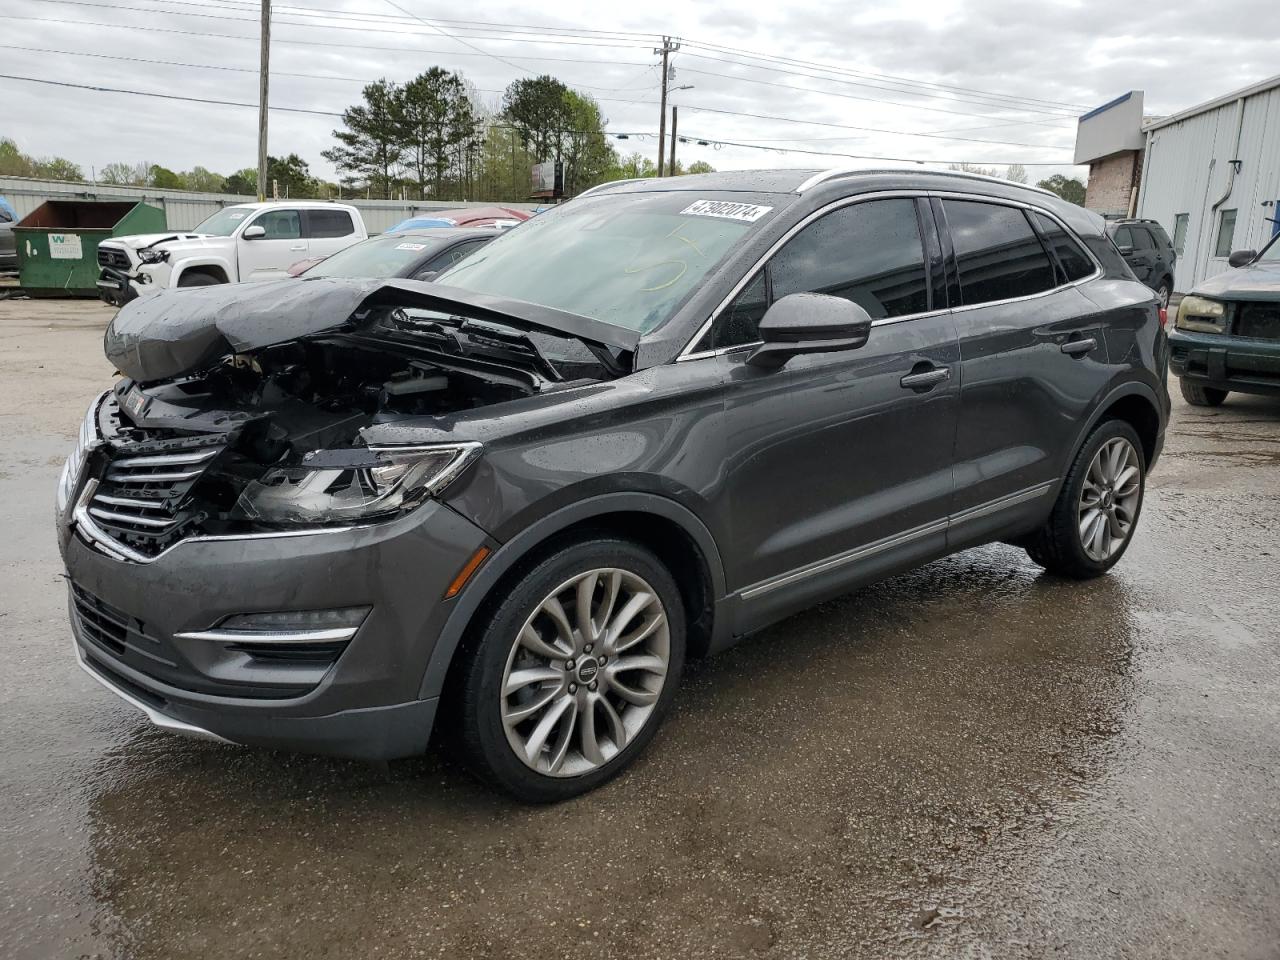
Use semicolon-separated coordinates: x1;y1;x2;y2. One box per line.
1168;328;1280;397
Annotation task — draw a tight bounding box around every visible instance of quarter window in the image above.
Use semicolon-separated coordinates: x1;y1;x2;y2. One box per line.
1032;212;1095;284
1215;209;1237;258
944;200;1056;305
698;198;928;351
307;209;355;238
252;209;301;240
1172;213;1189;254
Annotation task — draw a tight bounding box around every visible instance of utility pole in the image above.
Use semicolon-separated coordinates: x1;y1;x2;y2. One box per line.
668;106;678;176
654;36;679;177
256;0;271;202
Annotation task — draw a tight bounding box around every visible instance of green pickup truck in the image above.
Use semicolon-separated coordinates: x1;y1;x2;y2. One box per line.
1170;233;1280;405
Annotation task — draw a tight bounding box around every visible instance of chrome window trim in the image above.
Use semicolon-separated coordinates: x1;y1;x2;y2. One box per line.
676;190;1103;362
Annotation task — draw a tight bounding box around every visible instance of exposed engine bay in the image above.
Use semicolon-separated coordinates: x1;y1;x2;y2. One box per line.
76;277;638;559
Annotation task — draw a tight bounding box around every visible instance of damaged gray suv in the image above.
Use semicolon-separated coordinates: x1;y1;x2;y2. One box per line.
58;169;1169;801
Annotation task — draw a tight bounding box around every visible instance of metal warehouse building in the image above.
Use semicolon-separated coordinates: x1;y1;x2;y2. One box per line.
1076;74;1280;293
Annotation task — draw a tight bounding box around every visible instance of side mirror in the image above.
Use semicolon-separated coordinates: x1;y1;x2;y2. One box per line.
242;225;266;240
1228;249;1257;268
414;269;440;282
745;293;872;371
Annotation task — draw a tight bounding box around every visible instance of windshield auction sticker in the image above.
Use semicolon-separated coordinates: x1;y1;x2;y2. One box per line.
395;243;428;251
680;200;773;223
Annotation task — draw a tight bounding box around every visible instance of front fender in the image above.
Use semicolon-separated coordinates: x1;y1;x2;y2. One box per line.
416;491;728;700
170;255;235;286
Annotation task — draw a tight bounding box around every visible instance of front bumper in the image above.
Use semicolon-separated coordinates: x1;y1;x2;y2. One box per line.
96;267;140;306
61;501;493;759
1169;328;1280;397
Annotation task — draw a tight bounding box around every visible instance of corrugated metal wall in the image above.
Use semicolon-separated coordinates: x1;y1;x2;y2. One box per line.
1137;85;1280;291
0;177;539;235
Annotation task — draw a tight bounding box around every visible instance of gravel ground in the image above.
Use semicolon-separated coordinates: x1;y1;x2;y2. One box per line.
1;297;1278;959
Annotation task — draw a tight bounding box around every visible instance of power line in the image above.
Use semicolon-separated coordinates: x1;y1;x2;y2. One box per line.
677;132;1080;167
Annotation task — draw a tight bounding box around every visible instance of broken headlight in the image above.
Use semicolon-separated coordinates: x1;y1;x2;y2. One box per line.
232;442;481;526
137;248;170;264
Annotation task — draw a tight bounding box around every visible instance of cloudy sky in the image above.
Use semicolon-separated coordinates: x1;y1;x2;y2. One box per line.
1;0;1276;185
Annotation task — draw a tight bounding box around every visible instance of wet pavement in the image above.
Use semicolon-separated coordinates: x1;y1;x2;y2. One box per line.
2;299;1278;959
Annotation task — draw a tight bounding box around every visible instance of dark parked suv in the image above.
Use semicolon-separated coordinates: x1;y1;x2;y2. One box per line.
1106;218;1177;307
57;169;1169;801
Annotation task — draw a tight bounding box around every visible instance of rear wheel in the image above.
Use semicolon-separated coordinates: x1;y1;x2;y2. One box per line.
1026;420;1145;579
1155;280;1171;309
1180;379;1228;407
177;271;222;287
455;537;685;802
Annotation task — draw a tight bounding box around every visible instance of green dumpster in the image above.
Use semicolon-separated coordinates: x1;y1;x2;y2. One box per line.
14;200;165;297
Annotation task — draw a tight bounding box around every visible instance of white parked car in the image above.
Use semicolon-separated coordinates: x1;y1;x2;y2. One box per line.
95;201;368;305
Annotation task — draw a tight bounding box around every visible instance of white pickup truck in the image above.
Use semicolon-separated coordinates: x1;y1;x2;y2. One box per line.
95;201;367;305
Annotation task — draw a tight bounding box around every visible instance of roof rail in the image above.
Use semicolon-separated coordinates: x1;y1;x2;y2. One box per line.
794;167;868;194
795;165;1059;199
575;178;652;200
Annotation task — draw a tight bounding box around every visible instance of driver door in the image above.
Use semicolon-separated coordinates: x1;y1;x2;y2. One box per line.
703;197;960;628
238;208;307;281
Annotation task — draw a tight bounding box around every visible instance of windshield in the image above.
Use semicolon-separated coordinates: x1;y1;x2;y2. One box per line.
437;192;774;333
192;207;256;236
305;233;449;279
1258;233;1280;262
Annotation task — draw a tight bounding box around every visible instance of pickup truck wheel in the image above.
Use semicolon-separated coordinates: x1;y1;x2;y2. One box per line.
177;272;221;287
1179;379;1228;407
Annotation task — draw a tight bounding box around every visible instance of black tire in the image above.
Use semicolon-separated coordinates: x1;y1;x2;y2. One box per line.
454;537;686;802
1179;379;1228;407
1025;419;1145;579
177;271;222;287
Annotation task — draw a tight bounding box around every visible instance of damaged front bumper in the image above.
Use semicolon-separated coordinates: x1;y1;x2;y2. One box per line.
96;267;141;307
60;496;494;760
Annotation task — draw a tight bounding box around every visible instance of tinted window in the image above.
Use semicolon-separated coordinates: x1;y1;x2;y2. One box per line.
944;200;1056;304
253;209;301;240
307;209;354;238
1032;212;1095;283
1133;227;1156;251
697;198;928;351
430;239;489;270
1112;226;1134;249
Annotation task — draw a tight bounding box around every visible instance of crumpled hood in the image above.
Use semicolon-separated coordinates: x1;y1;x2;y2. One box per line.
1192;260;1280;301
104;277;640;382
102;232;212;251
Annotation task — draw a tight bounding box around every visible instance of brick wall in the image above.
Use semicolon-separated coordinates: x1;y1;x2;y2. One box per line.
1085;151;1142;217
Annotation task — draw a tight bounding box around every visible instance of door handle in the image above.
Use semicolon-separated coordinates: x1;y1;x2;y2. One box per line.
900;366;951;391
289;244;306;251
1060;337;1097;357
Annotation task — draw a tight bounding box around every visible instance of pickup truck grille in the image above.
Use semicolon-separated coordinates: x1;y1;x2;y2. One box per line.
97;246;131;270
1234;302;1280;341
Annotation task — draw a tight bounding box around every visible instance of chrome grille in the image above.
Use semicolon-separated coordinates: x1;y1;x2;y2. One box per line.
97;246;131;270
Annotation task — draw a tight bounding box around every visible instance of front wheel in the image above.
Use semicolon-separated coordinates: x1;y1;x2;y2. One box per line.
1026;420;1145;579
454;537;686;802
1180;379;1228;407
176;271;221;287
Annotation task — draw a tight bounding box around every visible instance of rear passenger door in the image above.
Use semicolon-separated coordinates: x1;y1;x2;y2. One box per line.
939;198;1110;546
304;208;358;259
705;196;960;624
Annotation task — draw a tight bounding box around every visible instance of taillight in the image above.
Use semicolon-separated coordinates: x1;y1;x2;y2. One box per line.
1159;307;1168;328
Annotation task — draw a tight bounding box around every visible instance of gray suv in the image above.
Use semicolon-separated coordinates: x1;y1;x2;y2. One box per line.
57;169;1169;801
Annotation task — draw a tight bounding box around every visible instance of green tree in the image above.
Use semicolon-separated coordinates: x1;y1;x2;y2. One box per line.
0;138;33;177
149;165;185;189
183;166;225;192
398;68;482;200
323;79;405;200
1037;173;1086;206
501;77;617;197
33;156;84;181
223;168;258;195
685;160;716;175
267;153;317;198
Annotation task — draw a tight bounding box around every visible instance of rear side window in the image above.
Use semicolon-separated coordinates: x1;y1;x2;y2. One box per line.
1112;226;1134;250
944;200;1056;305
1134;227;1156;251
697;197;928;351
307;209;355;238
1032;212;1095;283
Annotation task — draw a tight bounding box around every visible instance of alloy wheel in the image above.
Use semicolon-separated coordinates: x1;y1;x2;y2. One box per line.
500;568;670;777
1078;437;1142;561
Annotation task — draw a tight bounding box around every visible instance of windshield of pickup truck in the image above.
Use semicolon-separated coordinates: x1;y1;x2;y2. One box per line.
1258;234;1280;261
192;207;255;237
437;192;775;333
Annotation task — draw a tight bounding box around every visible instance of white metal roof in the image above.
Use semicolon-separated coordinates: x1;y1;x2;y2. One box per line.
1143;73;1280;132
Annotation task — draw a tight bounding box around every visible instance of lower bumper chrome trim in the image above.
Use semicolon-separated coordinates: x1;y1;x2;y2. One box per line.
74;642;233;744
